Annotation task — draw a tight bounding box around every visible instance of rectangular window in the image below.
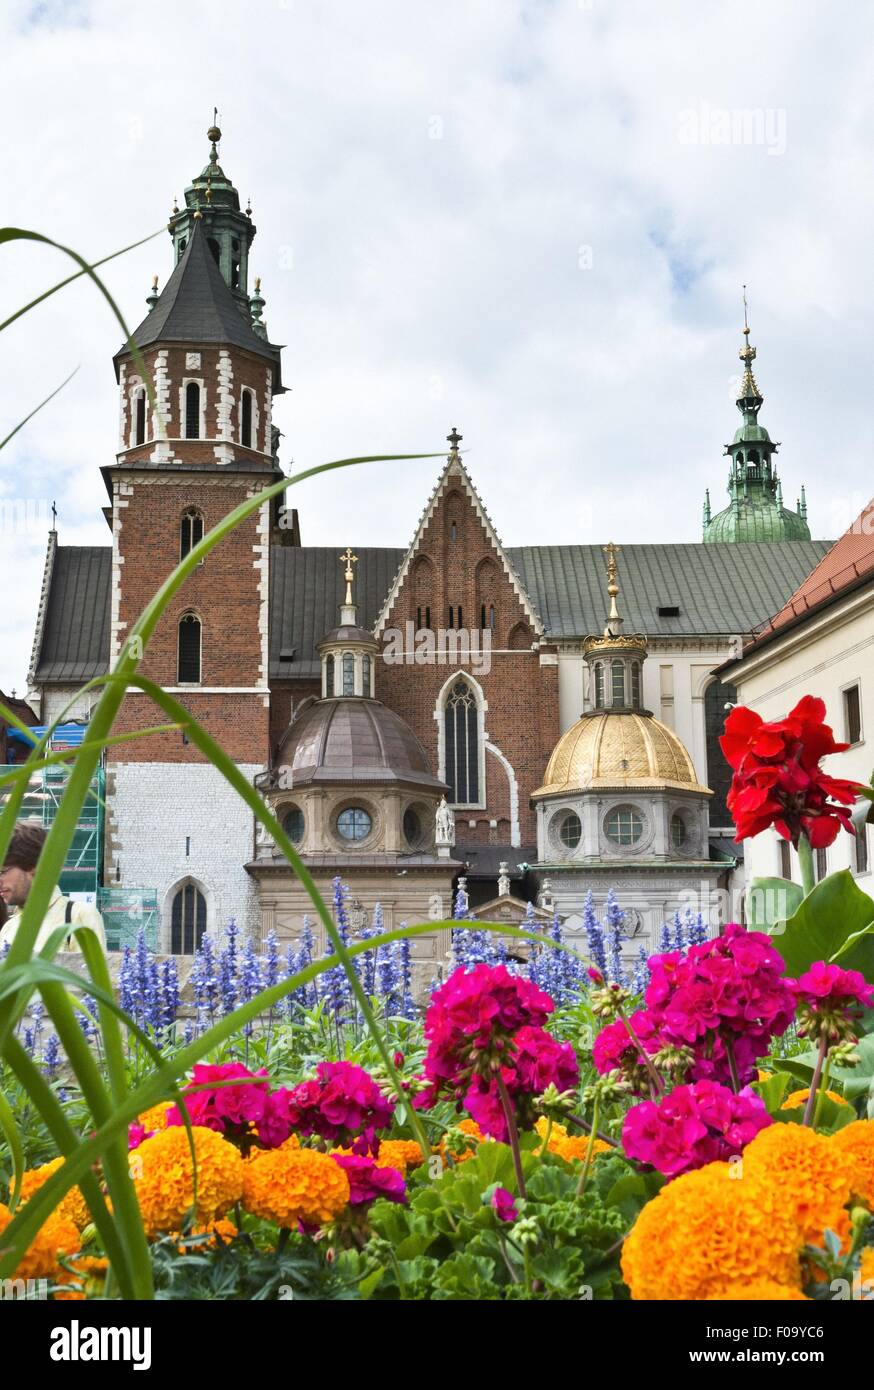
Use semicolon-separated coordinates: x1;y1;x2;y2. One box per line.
779;838;792;880
611;661;625;705
844;684;862;745
855;825;870;876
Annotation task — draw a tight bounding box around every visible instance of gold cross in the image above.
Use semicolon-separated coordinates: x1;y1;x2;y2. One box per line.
340;547;358;606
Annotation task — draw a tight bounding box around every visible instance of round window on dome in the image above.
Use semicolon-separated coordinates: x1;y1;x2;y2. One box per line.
557;810;582;850
337;806;372;842
670;813;687;850
606;805;643;846
403;807;422;847
283;806;305;845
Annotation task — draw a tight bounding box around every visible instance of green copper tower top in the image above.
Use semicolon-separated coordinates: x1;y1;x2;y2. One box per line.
166;113;257;317
703;291;810;544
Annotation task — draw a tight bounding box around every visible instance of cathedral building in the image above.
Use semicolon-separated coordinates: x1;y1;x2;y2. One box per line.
24;128;833;959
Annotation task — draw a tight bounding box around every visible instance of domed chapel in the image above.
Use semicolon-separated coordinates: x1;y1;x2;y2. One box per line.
23;125;832;964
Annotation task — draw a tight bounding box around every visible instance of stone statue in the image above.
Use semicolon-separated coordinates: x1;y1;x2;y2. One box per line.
497;861;511;897
435;796;455;847
537;877;555;912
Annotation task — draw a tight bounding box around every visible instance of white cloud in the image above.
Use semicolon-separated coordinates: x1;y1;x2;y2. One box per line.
1;0;872;691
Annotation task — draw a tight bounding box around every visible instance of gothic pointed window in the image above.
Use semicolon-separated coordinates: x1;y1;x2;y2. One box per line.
185;382;201;439
171;882;206;954
134;388;146;446
342;652;355;695
178;613;202;684
444;678;479;805
241;388;253;448
180;508;204;560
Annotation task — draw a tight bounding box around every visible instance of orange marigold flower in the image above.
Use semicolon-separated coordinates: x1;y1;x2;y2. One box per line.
743;1123;856;1247
377;1140;424;1174
860;1247;874;1287
0;1201;80;1282
706;1279;809;1301
177;1218;238;1252
54;1254;110;1301
832;1121;874;1208
439;1118;484;1163
132;1125;244;1237
783;1088;848;1111
137;1103;171;1133
19;1158;91;1231
535;1117;611;1162
621;1162;803;1300
242;1147;350;1228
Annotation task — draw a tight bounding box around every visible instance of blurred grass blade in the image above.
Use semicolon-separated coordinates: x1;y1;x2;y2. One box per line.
0;367;78;452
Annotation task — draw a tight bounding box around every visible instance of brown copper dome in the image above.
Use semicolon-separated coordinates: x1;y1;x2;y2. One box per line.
277;698;446;791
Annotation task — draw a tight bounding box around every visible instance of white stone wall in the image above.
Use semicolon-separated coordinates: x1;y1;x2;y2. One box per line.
42;686;100;725
111;761;264;947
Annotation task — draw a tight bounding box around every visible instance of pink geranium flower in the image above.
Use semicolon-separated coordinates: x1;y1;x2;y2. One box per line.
622;1080;770;1179
330;1154;407;1206
286;1061;395;1150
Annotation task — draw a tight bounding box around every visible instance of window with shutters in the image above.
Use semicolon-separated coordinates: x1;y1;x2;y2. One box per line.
444;678;480;805
178;613;202;684
171;882;206;954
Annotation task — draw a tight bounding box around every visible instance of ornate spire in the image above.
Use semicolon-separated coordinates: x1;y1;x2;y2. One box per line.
339;546;359;625
602;541;623;635
447;426;462;460
146;275;159;310
737;284;763;410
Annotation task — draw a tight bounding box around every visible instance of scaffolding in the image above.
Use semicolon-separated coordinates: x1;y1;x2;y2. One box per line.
0;763;105;897
97;888;160;952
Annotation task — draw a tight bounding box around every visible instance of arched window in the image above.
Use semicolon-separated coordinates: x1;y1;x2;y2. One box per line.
178;613;201;684
363;653;372;697
611;660;625;705
325;654;334;697
594;662;604;709
177;237;187;261
171;882;206;955
185;382;201;439
342;652;355;696
134;388;146;446
444;678;479;805
231;238;241;290
448;606;454;629
241;389;253;448
488;604;495;631
180;508;204;560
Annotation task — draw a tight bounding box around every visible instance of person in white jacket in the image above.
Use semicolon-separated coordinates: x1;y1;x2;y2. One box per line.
0;821;107;955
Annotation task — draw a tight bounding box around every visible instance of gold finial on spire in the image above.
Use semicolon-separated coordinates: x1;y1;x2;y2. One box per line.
340;546;358;607
207;107;221;145
603;541;622;634
254;276;261;292
739;284;756;364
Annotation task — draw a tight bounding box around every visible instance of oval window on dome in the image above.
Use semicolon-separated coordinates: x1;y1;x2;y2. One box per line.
557;810;581;850
606;805;643;846
283;806;304;845
337;806;372;841
670;812;687;850
403;807;421;847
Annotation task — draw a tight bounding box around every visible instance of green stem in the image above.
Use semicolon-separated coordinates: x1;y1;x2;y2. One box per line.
496;1072;526;1199
803;1034;830;1128
797;833;816;897
619;1010;666;1096
576;1094;601;1198
537;1116;553;1157
812;1048;833;1131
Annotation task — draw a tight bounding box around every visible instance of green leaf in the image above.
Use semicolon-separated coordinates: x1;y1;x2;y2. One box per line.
746;877;804;931
771;870;874;977
752;1071;792;1115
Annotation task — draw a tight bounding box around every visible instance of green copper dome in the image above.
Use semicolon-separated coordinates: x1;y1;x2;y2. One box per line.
703;302;810;544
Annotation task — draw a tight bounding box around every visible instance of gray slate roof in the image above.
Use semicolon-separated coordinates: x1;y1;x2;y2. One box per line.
34;547;111;681
507;541;831;640
114;221;282;386
32;539;831;684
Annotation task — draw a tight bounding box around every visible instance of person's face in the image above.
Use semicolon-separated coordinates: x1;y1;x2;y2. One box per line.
0;865;34;909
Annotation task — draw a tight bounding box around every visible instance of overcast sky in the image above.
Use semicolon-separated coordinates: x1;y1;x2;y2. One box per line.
2;0;873;694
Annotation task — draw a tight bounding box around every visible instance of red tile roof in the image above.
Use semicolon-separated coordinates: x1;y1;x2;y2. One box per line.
752;498;874;643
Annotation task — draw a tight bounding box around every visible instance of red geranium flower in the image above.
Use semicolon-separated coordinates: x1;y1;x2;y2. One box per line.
720;696;862;847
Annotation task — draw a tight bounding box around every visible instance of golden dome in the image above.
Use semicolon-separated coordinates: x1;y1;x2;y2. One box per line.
534;712;711;798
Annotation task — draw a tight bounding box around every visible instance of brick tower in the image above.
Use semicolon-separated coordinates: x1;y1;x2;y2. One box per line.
105;121;285;950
